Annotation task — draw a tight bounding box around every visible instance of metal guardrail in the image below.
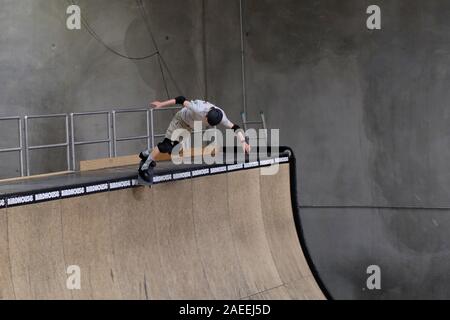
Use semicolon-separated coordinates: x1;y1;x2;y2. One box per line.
70;111;112;170
112;108;152;157
0;116;24;177
150;106;183;148
241;111;267;143
2;105;250;178
24;114;70;176
241;111;267;131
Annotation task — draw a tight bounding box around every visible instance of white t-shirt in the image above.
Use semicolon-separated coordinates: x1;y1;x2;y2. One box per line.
179;100;233;128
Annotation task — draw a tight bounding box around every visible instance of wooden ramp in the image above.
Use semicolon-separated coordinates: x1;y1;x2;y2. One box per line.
0;164;325;300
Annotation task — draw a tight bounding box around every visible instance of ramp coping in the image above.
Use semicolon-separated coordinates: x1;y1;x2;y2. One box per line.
0;156;290;209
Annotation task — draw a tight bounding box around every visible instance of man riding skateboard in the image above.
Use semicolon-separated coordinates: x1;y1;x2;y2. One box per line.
138;96;251;183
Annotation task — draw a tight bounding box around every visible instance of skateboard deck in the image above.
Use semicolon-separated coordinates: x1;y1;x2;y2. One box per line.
137;174;153;187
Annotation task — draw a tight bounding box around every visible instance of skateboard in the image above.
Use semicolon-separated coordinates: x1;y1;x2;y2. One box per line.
137;174;153;187
137;159;155;187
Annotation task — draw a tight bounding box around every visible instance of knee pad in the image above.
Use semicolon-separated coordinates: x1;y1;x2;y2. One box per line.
140;158;156;171
158;138;176;154
139;150;150;161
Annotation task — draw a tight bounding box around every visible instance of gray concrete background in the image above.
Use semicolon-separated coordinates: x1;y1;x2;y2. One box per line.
1;0;450;299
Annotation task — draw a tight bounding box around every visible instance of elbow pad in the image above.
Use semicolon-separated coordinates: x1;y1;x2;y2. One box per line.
232;124;241;132
175;96;187;105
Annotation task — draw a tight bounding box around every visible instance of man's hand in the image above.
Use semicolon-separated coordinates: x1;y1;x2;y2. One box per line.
234;129;251;154
150;101;163;109
242;141;251;154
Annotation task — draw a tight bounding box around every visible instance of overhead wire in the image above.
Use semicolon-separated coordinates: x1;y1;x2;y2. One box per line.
66;0;202;98
138;0;206;98
66;0;159;60
135;0;171;99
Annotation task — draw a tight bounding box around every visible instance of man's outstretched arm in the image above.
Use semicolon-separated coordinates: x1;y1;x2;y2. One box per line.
150;96;190;109
226;122;251;154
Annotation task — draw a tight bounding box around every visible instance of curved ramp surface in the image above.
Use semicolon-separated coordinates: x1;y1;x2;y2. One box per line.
0;164;324;300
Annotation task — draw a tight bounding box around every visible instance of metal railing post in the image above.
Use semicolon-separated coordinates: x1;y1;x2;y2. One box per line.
241;112;248;131
24;114;71;176
70;113;75;170
0;117;25;177
107;112;112;158
150;109;155;149
260;112;267;141
112;108;165;156
70;111;113;170
260;112;267;130
24;116;30;176
146;109;151;151
241;111;268;145
18;118;24;176
112;111;117;157
65;114;70;171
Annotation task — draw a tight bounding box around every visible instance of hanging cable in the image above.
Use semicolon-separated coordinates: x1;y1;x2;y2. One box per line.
136;0;171;99
157;55;170;99
136;0;159;50
158;54;183;95
239;0;248;115
136;0;186;97
67;0;159;60
202;0;208;100
66;0;189;95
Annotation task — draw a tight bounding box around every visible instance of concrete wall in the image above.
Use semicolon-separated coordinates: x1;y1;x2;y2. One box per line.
1;0;450;299
242;0;450;299
0;0;208;177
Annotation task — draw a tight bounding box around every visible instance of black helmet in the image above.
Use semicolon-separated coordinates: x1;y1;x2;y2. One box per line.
206;107;223;126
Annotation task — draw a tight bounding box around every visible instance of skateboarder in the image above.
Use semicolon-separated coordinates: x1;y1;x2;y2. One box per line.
138;96;251;183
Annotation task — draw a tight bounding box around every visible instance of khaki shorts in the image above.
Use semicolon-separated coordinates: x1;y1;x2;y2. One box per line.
165;111;192;141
